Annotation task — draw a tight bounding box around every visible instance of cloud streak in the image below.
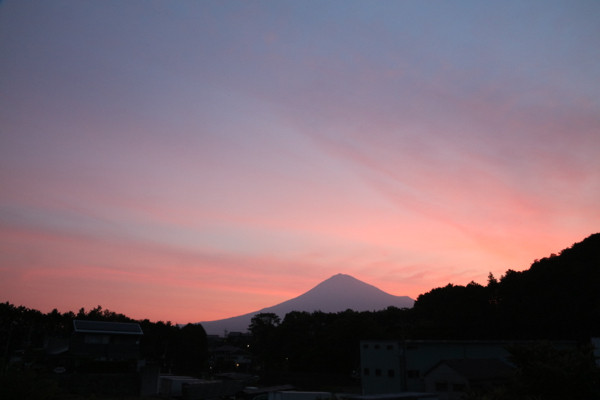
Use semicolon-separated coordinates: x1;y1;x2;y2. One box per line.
0;1;598;323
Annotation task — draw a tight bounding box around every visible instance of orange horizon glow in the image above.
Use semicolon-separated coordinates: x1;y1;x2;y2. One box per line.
1;1;599;325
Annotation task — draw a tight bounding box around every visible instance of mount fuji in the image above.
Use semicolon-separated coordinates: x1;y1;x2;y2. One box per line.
200;273;414;335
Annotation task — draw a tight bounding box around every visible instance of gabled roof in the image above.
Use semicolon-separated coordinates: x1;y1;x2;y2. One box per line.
73;320;143;335
426;358;513;381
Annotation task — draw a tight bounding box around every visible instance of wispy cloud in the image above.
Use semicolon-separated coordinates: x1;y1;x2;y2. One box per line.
0;1;598;322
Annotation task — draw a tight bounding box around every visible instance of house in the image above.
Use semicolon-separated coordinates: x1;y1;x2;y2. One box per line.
423;358;514;400
70;319;143;365
44;320;149;396
360;340;511;394
359;339;576;395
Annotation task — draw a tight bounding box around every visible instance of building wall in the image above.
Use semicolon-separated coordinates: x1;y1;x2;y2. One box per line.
592;337;600;366
360;340;511;395
423;364;467;400
402;341;509;392
70;333;141;361
360;340;404;395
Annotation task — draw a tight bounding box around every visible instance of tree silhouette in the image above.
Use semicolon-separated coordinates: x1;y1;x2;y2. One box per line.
249;313;281;373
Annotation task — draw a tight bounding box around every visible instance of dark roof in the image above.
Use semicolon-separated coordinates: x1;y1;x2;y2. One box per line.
214;372;257;381
243;385;295;395
73;320;143;335
210;345;248;354
426;358;514;381
343;394;439;400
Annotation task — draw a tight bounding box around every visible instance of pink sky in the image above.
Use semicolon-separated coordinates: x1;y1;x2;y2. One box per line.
1;1;599;324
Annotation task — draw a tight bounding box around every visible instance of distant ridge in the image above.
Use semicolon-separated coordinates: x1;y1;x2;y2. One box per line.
200;273;414;335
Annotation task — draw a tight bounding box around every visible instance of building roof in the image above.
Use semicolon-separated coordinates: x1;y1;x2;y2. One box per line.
243;385;295;395
426;358;514;382
210;345;249;354
73;320;143;335
342;394;438;400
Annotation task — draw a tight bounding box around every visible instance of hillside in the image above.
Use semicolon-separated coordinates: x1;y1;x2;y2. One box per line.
200;273;414;335
413;233;600;339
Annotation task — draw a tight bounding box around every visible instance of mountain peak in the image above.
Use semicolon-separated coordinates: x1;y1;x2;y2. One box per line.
308;273;385;294
200;273;414;335
325;272;357;281
319;273;360;285
332;272;353;278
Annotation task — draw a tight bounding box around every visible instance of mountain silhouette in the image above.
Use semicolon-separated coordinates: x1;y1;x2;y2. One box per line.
200;273;414;335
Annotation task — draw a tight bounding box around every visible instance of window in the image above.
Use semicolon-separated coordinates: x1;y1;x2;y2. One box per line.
375;369;382;377
363;344;369;349
386;344;394;350
363;368;370;376
388;369;395;378
374;344;380;349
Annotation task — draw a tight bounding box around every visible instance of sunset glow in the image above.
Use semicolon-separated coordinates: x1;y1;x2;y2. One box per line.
1;1;599;324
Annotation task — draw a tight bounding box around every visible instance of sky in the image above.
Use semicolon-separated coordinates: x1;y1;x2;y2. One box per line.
1;1;599;324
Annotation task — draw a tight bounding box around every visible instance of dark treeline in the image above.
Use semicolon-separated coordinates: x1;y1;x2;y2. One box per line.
248;233;600;378
0;304;207;377
1;233;598;397
247;307;412;383
413;232;600;341
0;304;207;399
